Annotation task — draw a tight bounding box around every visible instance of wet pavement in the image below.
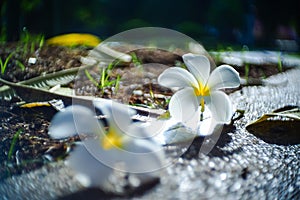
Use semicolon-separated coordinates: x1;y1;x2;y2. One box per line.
0;68;299;199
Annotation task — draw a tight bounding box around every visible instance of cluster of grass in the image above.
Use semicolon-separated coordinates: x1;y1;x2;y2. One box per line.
130;52;142;68
17;27;45;56
85;52;171;109
147;83;171;109
0;28;45;76
85;52;143;95
0;52;25;75
85;60;121;95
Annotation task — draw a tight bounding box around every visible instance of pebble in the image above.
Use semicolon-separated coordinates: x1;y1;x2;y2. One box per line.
28;57;37;65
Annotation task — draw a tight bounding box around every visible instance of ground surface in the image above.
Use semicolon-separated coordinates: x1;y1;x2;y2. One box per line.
0;43;299;199
0;44;87;181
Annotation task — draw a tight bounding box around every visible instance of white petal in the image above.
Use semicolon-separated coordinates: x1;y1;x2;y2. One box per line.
48;105;101;139
158;67;198;88
207;91;233;123
169;87;199;123
207;65;240;90
83;137;123;166
66;141;112;188
144;118;179;145
182;53;210;84
122;139;165;173
93;99;135;134
83;137;165;174
163;123;197;145
126;122;160;140
198;116;218;136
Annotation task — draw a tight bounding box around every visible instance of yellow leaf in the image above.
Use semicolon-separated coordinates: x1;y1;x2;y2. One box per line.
46;33;101;47
20;102;51;108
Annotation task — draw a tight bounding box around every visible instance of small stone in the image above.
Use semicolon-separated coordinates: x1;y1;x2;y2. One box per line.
220;173;227;181
28;57;37;64
133;90;143;96
128;175;141;187
208;161;215;169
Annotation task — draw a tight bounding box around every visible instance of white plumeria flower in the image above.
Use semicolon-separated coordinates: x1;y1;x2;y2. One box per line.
48;99;165;188
158;53;240;127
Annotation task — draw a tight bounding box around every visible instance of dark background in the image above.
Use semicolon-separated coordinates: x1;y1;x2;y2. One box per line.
1;0;299;50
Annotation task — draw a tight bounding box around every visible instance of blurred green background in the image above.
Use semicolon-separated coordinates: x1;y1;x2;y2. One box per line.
1;0;299;50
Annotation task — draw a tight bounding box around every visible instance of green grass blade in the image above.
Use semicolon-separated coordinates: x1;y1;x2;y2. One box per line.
277;54;283;72
0;58;3;74
15;60;26;71
84;69;99;86
101;67;106;88
7;129;22;162
1;52;14;74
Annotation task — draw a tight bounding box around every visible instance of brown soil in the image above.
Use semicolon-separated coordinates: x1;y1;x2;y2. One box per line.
0;43;88;82
0;44;88;181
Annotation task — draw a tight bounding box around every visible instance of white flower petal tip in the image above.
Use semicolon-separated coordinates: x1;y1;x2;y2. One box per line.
48;105;100;139
209;91;234;123
208;65;240;90
163;123;197;145
158;67;198;88
182;54;210;83
123;139;166;173
66;141;112;188
168;87;199;123
197;117;219;136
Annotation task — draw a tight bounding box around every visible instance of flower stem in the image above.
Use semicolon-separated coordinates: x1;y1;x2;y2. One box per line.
200;98;205;121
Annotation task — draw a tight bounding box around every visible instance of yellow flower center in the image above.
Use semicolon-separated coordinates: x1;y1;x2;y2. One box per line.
193;82;210;97
101;127;124;150
193;82;210;113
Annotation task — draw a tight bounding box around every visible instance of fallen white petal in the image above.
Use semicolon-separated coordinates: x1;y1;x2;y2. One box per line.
66;141;112;188
82;136;165;174
93;99;135;134
123;139;166;173
48;105;101;139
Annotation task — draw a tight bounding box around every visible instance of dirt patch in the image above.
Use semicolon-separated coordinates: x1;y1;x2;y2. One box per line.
0;43;88;83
